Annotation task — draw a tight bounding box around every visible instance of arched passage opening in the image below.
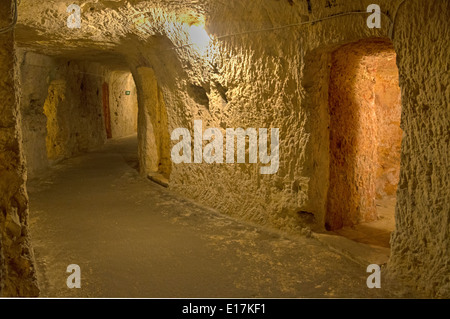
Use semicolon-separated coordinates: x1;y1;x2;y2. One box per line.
16;49;142;179
325;39;402;249
41;64;139;168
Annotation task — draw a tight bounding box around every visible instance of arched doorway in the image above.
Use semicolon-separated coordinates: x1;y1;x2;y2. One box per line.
325;39;402;248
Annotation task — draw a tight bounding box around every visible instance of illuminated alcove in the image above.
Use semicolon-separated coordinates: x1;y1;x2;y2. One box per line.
325;39;402;248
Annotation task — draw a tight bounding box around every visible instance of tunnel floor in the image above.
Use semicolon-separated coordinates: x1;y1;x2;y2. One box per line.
27;135;404;298
333;198;396;249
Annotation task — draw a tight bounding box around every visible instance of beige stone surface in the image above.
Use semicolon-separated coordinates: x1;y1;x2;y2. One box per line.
43;61;108;162
387;0;450;298
17;51;110;171
326;39;402;230
108;71;138;138
0;0;447;297
27;136;410;298
0;0;39;296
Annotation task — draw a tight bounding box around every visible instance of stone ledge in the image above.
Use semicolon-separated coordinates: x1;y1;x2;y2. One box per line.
147;173;169;188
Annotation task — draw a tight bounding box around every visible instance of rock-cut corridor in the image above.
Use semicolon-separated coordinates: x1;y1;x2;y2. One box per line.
28;136;401;298
0;0;448;298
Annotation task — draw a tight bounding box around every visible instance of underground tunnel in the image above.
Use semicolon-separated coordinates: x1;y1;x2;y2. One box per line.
0;0;448;299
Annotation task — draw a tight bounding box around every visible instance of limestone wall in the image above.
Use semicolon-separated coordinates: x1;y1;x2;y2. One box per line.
133;0;447;297
8;0;450;297
0;0;39;296
132;66;172;178
108;71;138;139
374;52;402;199
17;53;109;170
16;50;54;178
388;0;450;298
324;39;402;230
327;40;382;230
119;0;448;296
43;60;107;163
139;0;395;235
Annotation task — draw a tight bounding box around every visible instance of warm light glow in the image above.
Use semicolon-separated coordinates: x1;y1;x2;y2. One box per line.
188;24;211;54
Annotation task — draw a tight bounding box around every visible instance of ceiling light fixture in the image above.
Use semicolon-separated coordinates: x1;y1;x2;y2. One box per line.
188;24;212;54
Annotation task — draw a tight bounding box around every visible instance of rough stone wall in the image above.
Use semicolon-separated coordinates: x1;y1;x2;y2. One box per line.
130;0;446;296
374;52;402;199
0;0;39;296
154;0;393;234
326;39;401;230
132;66;171;178
108;71;138;138
10;0;450;297
388;0;450;298
16;52;109;168
44;61;107;162
16;50;54;178
327;40;380;230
